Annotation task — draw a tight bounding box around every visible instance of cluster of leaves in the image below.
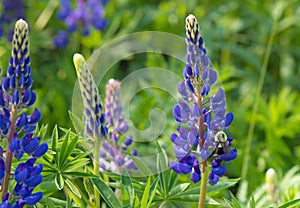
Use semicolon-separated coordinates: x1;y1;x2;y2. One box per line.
34;124;239;207
34;123;300;207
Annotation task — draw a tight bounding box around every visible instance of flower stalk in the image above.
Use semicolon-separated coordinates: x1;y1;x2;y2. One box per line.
1;105;17;197
94;138;101;207
199;166;208;208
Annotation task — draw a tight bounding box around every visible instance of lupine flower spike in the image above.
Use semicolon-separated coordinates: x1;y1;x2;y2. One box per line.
0;19;48;207
169;14;237;207
54;0;109;48
73;53;108;141
101;79;137;173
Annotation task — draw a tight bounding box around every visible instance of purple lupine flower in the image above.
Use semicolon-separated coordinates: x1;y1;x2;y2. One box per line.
0;0;26;40
0;19;47;206
169;14;237;184
100;79;137;173
53;0;109;48
73;54;108;140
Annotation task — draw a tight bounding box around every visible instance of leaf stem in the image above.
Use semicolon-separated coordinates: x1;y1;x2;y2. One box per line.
94;138;101;207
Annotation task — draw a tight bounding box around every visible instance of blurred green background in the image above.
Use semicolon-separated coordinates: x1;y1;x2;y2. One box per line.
1;0;300;205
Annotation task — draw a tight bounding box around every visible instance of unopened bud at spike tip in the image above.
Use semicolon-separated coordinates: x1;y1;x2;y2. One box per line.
73;53;86;75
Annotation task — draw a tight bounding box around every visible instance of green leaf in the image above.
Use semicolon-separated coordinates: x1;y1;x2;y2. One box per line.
121;169;134;207
66;195;72;208
133;195;140;208
38;196;60;208
171;178;238;200
59;130;70;168
277;199;300;208
167;179;238;203
63;171;98;178
84;178;94;200
62;158;90;172
167;170;179;192
39;182;59;195
55;174;64;190
44;196;68;206
130;156;153;177
168;183;190;197
206;178;240;196
34;124;48;140
156;141;169;196
121;184;130;207
51;125;59;163
249;195;256;208
68;110;84;134
140;177;151;208
65;179;81;198
224;197;235;208
91;177;122;208
59;130;79;170
147;177;159;208
228;192;242;208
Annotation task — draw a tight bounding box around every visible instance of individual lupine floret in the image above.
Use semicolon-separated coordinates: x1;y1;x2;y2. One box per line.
99;79;137;173
53;0;109;48
73;54;108;140
0;19;47;206
169;14;237;184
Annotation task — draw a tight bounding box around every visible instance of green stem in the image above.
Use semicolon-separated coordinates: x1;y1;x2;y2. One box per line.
94;139;101;207
1;105;18;199
198;163;208;208
240;13;277;181
34;0;59;31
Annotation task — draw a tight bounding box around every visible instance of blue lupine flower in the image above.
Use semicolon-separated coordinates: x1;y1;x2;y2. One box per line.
0;19;47;206
73;54;108;140
169;14;237;184
99;79;137;173
53;0;109;48
53;30;69;48
0;0;26;40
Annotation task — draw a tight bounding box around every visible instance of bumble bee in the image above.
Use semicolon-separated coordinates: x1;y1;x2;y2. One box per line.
209;131;230;158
